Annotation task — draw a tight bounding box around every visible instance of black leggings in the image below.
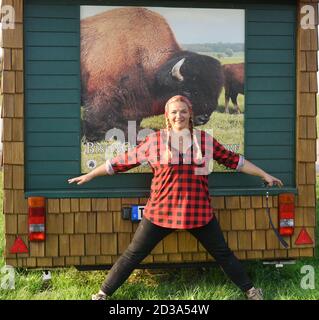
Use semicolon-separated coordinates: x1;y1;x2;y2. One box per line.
101;216;253;295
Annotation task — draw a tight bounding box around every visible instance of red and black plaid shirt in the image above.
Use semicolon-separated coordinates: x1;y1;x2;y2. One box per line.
108;129;242;229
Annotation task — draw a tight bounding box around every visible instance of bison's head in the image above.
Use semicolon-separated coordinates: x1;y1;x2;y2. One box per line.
153;51;224;126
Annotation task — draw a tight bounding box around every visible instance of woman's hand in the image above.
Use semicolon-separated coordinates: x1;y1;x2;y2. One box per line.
236;159;284;188
262;173;284;187
68;173;93;185
68;163;111;185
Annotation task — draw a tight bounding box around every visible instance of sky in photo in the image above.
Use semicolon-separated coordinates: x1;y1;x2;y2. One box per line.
80;6;245;44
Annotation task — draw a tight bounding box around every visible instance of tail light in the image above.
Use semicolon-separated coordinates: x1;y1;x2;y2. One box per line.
28;197;46;241
278;193;295;236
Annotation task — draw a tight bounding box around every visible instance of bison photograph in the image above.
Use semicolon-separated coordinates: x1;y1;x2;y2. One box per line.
222;63;244;114
80;6;245;173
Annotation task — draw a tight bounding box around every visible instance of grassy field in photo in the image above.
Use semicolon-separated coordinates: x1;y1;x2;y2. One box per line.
81;107;244;174
0;167;318;300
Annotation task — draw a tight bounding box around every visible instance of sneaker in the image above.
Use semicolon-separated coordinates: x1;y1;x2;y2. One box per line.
246;287;263;300
92;293;107;300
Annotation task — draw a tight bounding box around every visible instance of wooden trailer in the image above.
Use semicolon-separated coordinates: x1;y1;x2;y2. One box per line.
1;0;317;270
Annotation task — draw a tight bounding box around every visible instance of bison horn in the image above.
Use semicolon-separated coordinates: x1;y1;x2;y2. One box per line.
171;58;185;81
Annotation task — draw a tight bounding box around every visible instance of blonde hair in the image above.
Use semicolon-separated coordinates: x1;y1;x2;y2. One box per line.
164;95;202;164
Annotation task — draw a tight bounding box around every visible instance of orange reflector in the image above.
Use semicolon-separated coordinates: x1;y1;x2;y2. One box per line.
295;228;313;245
10;237;28;254
28;197;45;208
279;193;294;203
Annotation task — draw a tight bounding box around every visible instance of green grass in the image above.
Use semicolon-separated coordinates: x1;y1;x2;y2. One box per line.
0;169;318;300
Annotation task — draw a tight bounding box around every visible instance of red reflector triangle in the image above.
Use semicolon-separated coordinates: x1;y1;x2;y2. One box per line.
10;237;28;254
295;228;313;245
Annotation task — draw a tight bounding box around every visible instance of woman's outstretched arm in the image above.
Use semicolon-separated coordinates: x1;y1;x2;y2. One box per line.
238;159;284;187
206;134;284;187
68;133;153;186
68;162;111;185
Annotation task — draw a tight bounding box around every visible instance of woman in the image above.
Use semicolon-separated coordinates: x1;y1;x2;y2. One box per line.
68;95;283;300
